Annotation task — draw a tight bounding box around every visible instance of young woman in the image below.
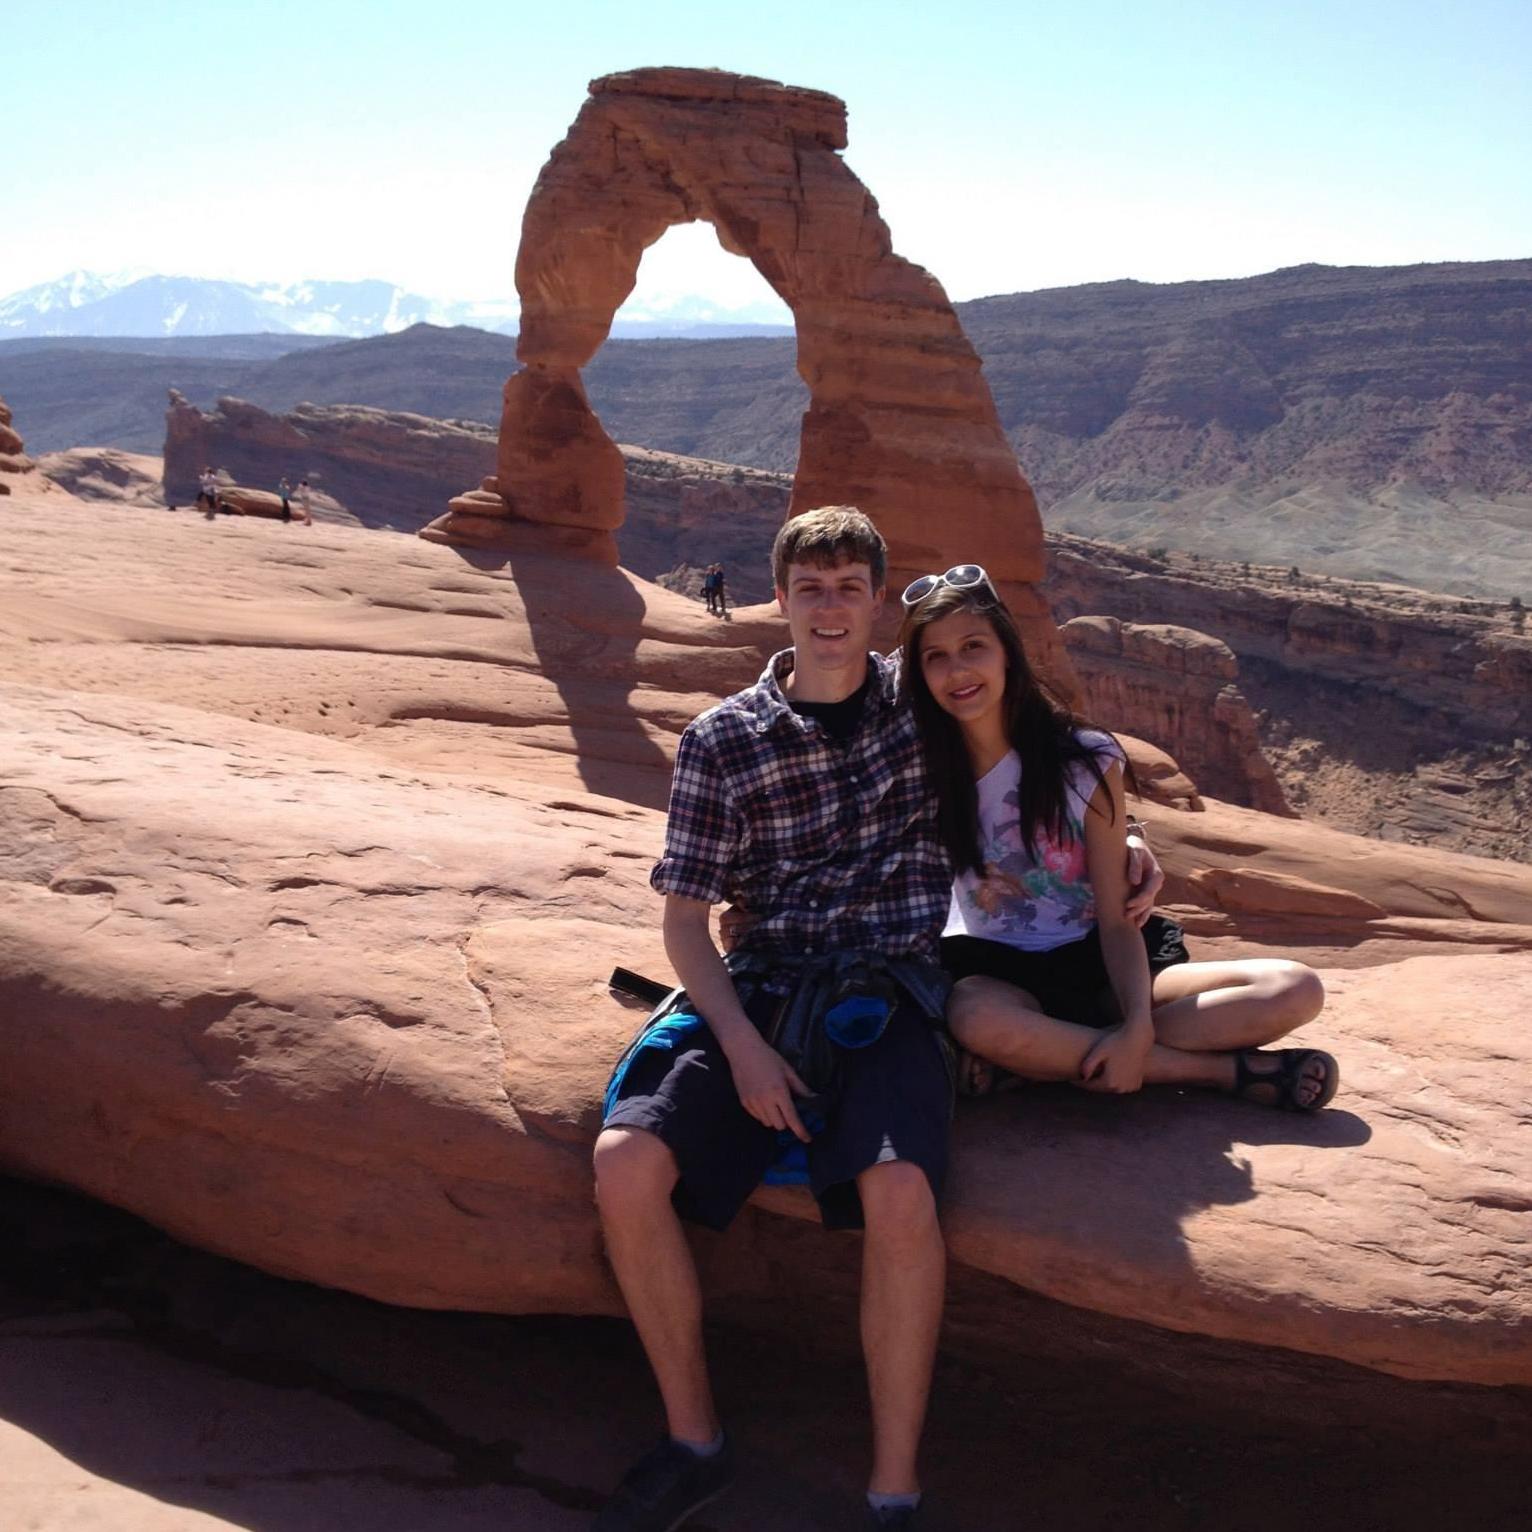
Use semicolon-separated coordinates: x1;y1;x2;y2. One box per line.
899;566;1338;1110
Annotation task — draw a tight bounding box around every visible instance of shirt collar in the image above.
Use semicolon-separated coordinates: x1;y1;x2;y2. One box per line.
748;649;901;733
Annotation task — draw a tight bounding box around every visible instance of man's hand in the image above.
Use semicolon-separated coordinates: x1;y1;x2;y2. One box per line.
724;1030;813;1142
1123;835;1164;928
1079;1022;1153;1094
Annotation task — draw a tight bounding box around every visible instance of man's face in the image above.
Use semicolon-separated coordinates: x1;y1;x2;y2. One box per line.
776;557;885;675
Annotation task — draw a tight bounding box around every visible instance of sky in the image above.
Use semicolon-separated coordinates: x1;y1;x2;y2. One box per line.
6;0;1530;316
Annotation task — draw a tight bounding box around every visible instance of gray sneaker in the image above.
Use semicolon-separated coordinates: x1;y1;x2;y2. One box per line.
592;1436;735;1531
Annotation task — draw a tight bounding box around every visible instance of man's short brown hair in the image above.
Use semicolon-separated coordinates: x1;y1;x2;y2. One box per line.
771;506;887;592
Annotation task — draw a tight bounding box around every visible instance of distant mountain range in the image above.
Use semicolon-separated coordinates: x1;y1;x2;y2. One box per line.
0;269;794;341
5;259;1529;597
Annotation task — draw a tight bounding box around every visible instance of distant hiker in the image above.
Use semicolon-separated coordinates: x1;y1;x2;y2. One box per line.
702;562;727;616
278;477;293;523
197;467;218;516
296;479;313;525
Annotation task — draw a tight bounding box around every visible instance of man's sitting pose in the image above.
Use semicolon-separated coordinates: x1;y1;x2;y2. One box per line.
595;506;952;1530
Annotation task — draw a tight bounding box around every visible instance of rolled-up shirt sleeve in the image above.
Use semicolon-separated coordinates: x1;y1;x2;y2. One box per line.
650;724;740;904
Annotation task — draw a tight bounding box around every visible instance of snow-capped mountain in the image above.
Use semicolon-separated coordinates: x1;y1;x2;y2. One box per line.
0;272;504;339
0;271;791;340
0;268;150;329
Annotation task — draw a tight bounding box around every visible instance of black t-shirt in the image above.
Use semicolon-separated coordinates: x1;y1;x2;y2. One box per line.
789;672;873;746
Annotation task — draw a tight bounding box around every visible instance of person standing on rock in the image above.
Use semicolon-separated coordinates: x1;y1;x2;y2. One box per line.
593;507;1164;1531
197;466;218;516
277;477;293;523
712;562;728;618
296;479;313;525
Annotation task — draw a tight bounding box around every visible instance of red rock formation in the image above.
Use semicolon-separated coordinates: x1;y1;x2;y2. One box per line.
0;395;36;496
163;392;794;591
3;496;1532;1390
1062;615;1291;814
36;448;164;507
1047;533;1532;740
164;390;499;531
422;67;1063;674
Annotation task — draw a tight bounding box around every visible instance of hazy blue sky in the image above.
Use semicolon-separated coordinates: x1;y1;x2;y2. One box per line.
7;0;1529;312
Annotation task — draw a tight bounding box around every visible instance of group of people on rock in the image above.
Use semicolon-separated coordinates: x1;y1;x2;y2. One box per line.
591;506;1336;1531
193;467;313;525
701;562;729;616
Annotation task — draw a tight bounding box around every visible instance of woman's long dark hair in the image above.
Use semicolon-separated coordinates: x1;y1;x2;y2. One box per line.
900;584;1123;876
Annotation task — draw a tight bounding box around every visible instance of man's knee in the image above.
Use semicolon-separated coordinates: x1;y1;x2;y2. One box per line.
592;1126;678;1215
859;1160;939;1244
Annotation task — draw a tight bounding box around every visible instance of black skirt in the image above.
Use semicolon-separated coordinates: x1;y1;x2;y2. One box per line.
940;914;1190;1029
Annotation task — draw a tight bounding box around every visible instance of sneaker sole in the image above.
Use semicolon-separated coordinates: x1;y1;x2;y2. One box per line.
657;1477;732;1532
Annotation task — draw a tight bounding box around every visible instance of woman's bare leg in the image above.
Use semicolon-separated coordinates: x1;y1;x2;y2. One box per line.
950;959;1330;1101
949;976;1230;1089
1150;959;1325;1051
1150;959;1329;1102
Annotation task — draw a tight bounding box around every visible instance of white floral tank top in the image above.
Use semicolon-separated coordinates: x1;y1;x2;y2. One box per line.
942;731;1125;952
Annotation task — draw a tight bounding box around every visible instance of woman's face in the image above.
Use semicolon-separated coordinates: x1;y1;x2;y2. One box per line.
917;607;1008;728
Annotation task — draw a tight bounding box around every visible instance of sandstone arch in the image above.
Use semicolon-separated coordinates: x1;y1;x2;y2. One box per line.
423;67;1060;664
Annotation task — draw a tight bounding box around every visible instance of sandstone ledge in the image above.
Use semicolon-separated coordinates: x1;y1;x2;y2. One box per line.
2;677;1529;1387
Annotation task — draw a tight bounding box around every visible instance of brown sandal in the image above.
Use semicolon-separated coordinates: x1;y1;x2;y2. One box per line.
957;1050;1025;1099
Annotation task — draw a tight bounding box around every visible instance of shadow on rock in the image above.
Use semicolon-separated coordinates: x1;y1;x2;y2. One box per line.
453;547;674;812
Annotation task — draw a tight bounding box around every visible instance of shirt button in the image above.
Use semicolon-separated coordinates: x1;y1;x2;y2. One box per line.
807;898;819;909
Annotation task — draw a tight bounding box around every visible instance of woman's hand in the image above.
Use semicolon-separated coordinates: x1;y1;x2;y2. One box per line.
1123;835;1164;928
717;903;760;953
1079;1021;1153;1094
724;1029;813;1142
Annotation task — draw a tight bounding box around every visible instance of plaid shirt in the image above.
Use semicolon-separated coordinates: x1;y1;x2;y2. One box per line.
651;650;949;961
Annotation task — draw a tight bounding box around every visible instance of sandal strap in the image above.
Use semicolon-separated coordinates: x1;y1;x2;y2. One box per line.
1234;1048;1338;1112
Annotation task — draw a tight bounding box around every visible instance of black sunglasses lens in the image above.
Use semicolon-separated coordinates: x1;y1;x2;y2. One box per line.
947;565;984;586
902;575;939;605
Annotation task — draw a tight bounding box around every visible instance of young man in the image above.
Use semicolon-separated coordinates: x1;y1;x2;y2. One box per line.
595;506;951;1531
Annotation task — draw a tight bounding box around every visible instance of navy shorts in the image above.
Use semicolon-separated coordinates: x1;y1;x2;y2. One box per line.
941;914;1190;1029
604;986;952;1233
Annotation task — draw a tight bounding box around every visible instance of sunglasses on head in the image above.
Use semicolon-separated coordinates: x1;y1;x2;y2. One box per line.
900;564;995;609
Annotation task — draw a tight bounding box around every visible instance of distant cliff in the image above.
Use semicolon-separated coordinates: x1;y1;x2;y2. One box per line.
161;393;792;601
14;258;1530;595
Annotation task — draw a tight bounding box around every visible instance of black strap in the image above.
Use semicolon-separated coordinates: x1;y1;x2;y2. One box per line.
608;966;672;1007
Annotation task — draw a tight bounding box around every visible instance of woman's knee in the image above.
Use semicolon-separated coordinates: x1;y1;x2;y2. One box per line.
947;975;1030;1051
592;1126;677;1211
1255;961;1325;1034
